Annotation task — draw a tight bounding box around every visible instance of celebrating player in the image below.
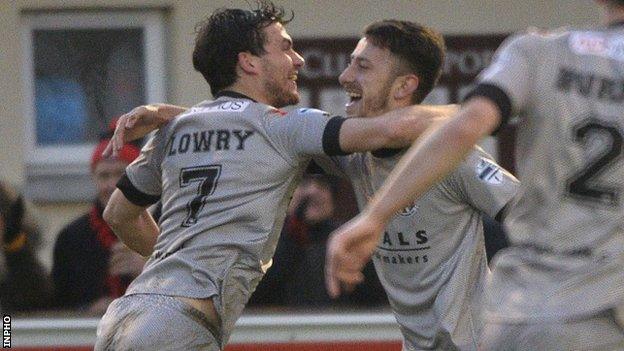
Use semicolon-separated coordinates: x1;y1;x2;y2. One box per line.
95;2;456;350
326;0;624;349
108;18;519;351
316;20;518;350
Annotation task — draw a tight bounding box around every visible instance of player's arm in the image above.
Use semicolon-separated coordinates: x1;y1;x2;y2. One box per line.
338;104;457;153
103;103;188;157
368;98;499;227
325;97;500;297
103;189;158;257
103;124;168;257
362;28;537;222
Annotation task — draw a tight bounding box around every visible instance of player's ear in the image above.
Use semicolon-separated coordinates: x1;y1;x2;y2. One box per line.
238;52;260;75
393;74;419;101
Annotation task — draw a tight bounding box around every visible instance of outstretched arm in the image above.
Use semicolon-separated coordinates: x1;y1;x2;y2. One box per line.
362;98;499;222
326;97;501;297
103;104;188;157
338;104;457;153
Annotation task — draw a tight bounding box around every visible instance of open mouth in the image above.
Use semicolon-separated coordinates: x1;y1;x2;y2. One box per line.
344;90;362;116
347;91;362;105
347;91;362;103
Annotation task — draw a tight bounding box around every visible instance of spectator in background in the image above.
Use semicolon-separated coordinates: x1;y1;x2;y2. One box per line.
0;181;51;312
52;131;145;314
249;175;386;307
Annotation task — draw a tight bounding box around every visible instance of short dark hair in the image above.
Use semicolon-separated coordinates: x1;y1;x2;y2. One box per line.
192;0;293;94
364;20;446;103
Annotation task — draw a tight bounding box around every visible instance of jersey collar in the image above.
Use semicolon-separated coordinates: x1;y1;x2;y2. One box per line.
214;90;257;102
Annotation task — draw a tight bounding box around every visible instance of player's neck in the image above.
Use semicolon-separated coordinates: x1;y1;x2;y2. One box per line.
224;81;268;105
387;97;412;114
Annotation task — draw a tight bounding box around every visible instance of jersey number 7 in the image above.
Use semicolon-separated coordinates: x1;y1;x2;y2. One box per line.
179;165;222;227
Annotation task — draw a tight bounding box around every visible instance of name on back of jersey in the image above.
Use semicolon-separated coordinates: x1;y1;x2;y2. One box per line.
165;129;255;156
556;67;624;103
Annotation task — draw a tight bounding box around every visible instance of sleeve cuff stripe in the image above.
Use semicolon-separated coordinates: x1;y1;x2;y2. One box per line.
322;116;349;156
464;83;512;135
116;173;160;207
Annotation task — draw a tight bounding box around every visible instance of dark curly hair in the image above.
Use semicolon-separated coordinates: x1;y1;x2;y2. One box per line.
364;20;446;104
192;0;294;95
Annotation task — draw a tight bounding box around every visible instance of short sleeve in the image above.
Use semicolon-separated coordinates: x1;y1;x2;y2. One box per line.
446;148;519;218
467;32;543;130
263;108;348;162
118;126;170;206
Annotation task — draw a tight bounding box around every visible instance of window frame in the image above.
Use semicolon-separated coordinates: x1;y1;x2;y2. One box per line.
21;10;166;202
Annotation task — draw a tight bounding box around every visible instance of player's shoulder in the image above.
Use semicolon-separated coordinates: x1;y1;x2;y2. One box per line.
450;146;510;185
283;107;332;119
263;107;334;125
500;26;569;53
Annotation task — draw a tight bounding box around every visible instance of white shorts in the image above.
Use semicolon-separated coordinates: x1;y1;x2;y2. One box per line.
94;294;220;351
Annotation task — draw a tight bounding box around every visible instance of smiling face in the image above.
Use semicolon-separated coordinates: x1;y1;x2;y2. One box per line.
258;22;305;108
339;37;400;117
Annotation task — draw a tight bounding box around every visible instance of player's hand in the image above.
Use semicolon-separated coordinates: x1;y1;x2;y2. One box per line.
103;104;185;157
109;241;146;278
325;212;384;298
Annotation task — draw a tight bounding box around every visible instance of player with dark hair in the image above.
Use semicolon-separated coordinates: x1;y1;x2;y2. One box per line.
191;1;293;100
109;18;518;350
326;1;624;349
96;2;456;350
362;20;445;104
315;20;518;350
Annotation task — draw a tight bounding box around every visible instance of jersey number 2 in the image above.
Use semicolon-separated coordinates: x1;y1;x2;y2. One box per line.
179;165;222;227
566;120;623;206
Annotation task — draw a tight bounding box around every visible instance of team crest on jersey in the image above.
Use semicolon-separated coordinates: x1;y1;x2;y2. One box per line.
298;108;330;116
397;202;418;216
569;32;624;62
476;159;503;185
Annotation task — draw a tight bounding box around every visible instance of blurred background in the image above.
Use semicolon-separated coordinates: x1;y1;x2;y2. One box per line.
0;0;601;349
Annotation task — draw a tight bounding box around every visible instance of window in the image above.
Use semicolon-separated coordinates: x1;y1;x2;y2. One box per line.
21;10;166;201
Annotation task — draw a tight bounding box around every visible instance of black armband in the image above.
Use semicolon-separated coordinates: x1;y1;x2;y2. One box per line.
464;83;513;135
322;116;349;156
116;173;160;207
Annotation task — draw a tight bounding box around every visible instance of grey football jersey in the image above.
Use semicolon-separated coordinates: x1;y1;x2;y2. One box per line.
315;148;518;350
475;24;624;320
118;94;345;310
